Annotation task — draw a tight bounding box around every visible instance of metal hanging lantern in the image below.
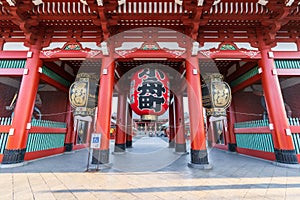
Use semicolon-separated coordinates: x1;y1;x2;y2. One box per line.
202;73;231;116
130;68;170;121
69;73;99;116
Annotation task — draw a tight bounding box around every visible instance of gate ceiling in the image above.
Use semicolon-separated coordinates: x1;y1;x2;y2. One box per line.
0;0;300;46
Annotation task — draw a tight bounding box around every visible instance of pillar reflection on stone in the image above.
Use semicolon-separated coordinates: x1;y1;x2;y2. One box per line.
168;101;175;148
174;94;187;153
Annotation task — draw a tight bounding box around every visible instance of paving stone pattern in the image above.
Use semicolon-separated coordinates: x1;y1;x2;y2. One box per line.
0;137;300;200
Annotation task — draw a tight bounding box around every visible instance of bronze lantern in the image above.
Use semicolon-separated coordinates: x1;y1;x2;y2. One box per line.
202;73;231;116
69;73;99;116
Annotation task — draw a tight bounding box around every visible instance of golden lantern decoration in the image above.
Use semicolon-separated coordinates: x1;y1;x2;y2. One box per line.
69;73;99;116
202;73;231;116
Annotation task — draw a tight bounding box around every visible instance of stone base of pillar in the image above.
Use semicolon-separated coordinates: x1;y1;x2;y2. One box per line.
188;162;212;169
126;140;132;148
207;140;213;148
168;140;175;148
114;143;126;153
2;148;26;164
0;161;27;168
228;143;237;152
92;149;109;164
271;161;300;169
175;143;186;153
190;149;209;165
64;143;73;152
274;149;298;164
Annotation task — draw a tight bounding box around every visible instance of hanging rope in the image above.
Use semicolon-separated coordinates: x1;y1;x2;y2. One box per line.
227;110;263;117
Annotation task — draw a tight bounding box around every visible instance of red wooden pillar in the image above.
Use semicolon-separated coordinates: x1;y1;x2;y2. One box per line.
114;92;127;153
186;55;210;168
93;56;115;164
2;42;42;165
64;103;75;152
227;104;237;152
174;94;187;153
126;104;133;148
168;101;175;148
259;47;298;164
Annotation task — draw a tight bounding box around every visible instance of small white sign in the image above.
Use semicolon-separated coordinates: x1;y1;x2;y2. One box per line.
285;128;292;136
269;123;274;130
26;123;31;130
90;133;101;149
9;128;15;136
27;51;33;58
193;69;198;75
103;69;108;75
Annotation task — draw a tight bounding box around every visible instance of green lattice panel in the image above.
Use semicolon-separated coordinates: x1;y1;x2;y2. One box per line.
0;60;26;69
230;67;259;87
236;133;274;152
31;119;67;128
292;134;300;154
42;66;71;87
234;120;269;128
275;60;300;69
0;133;9;154
26;133;65;152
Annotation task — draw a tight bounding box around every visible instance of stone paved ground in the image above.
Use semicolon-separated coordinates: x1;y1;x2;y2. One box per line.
0;137;300;200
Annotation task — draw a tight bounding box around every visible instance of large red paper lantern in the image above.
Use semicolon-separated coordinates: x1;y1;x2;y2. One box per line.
130;68;170;120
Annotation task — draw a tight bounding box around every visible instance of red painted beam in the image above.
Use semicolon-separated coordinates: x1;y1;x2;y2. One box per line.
0;154;3;163
73;144;88;150
227;62;258;82
29;127;67;133
291;126;300;133
0;51;27;59
231;74;261;94
24;147;65;161
43;62;75;82
214;144;228;151
0;68;24;76
117;49;183;59
236;147;276;161
234;127;271;134
40;50;103;59
273;52;300;59
276;69;300;76
40;74;69;93
0;125;11;133
112;14;183;21
209;50;261;60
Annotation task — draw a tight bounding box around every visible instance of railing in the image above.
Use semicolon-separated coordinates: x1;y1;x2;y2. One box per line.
288;118;300;126
0;117;66;128
31;119;66;128
0;132;9;154
0;117;67;156
234;119;269;128
26;133;65;152
0;60;26;68
234;118;300;128
235;133;274;152
234;118;300;155
0;117;12;125
292;133;300;154
275;60;300;69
